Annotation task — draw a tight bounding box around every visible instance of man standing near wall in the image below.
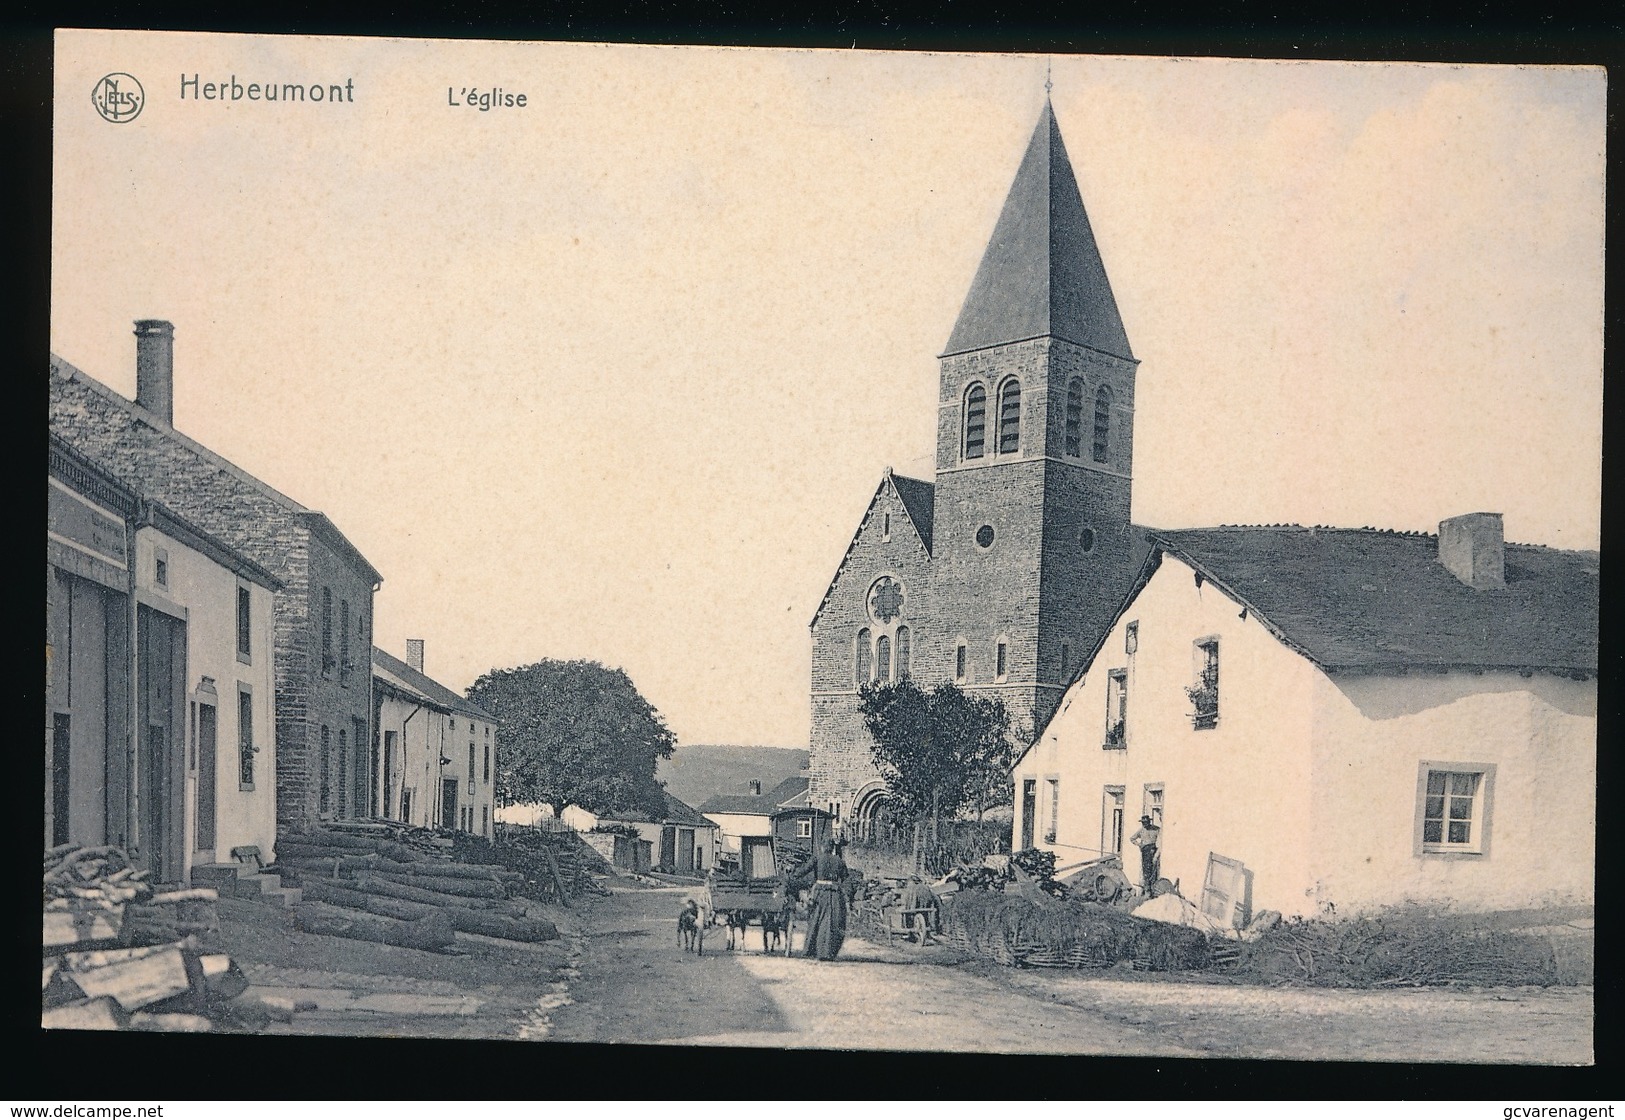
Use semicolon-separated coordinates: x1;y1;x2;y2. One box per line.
1130;814;1161;891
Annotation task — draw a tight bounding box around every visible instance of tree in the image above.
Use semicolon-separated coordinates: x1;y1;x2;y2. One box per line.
466;659;675;820
857;679;1012;840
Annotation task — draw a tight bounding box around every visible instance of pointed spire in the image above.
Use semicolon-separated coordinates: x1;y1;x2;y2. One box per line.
943;101;1133;361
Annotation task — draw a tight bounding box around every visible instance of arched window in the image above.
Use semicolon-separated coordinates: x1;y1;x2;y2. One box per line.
895;625;911;681
855;628;873;685
963;384;987;460
998;379;1022;454
876;634;892;682
1092;384;1114;463
1065;378;1084;457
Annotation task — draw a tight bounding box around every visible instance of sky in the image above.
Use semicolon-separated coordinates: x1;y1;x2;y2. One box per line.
52;35;1606;748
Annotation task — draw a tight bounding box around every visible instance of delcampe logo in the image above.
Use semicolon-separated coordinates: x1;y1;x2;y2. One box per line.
91;73;144;122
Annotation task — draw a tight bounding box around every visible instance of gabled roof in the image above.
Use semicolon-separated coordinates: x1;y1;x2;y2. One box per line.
49;353;383;585
943;99;1133;362
1148;526;1598;677
602;790;715;827
698;775;810;817
372;646;497;722
810;470;934;629
890;473;935;552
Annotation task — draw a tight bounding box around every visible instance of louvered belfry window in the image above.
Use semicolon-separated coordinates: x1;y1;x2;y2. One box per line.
1065;378;1084;457
964;384;987;459
1093;384;1114;463
998;380;1021;454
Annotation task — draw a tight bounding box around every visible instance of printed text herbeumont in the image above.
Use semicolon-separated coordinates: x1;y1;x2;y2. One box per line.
180;74;355;103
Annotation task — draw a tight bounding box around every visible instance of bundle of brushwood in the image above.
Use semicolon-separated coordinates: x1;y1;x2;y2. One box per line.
42;844;295;1033
939;886;1212;971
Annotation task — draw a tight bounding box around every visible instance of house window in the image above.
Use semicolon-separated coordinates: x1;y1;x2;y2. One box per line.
1105;669;1127;748
998;379;1021;454
1103;787;1126;856
955;642;968;683
1092;384;1113;463
154;549;168;588
876;634;892;682
1125;620;1139;655
483;743;491;783
319;725;332;814
339;599;351;684
468;744;476;785
995;640;1008;681
1045;779;1059;844
1189;639;1219;729
337;729;349;818
1417;763;1495;855
895;625;911;681
797;818;813;839
1064;378;1084;457
482;806;489;836
236;584;252;662
855;628;873;686
963;383;987;460
320;587;334;675
237;686;255;788
1143;785;1164;828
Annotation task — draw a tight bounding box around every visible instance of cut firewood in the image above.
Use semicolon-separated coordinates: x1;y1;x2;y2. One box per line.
294;900;456;951
129;1012;212;1032
199;954;249;1000
44;904;128;951
318;874;525;915
148;888;219;905
299;879;558;942
42;995;130;1031
365;871;506;899
63;943;193;1011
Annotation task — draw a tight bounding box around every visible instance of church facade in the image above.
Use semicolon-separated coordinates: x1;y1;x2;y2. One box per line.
808;101;1152;832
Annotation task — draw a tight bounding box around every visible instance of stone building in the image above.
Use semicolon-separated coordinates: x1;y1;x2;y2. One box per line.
49;322;383;832
809;100;1151;831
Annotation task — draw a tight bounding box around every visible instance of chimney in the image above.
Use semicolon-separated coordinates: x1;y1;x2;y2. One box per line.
405;639;425;673
748;780;762;797
133;320;174;425
1438;513;1505;589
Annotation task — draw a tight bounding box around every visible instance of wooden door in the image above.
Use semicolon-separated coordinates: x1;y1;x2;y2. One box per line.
1020;780;1037;850
677;828;695;872
659;826;677;869
137;606;186;881
441;778;459;830
195;700;217;853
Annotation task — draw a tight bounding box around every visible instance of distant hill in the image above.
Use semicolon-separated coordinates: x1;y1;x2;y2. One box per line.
659;744;810;810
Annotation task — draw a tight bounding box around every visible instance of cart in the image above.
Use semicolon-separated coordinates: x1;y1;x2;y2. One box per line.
700;868;797;955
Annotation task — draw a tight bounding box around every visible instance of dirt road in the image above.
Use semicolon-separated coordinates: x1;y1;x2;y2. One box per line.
547;884;1594;1063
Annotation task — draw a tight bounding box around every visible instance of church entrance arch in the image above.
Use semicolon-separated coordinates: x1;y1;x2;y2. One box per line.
851;782;900;846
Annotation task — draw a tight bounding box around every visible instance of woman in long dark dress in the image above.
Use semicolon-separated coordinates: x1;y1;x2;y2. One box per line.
794;840;849;961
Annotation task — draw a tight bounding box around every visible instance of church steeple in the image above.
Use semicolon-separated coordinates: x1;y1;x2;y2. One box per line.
943;99;1133;362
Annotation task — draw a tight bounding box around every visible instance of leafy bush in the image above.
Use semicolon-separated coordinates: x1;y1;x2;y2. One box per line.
1010;847;1057;882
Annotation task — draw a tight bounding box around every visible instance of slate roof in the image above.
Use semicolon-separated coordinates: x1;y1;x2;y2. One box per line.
50;354;384;585
698;775;810;816
891;473;935;553
608;791;714;828
372;646;498;721
943;99;1133;361
1149;526;1599;676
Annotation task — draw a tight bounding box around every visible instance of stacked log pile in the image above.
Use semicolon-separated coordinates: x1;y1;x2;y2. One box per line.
42;844;299;1033
273;827;559;947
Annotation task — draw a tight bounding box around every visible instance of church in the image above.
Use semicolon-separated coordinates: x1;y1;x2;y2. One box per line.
807;98;1152;833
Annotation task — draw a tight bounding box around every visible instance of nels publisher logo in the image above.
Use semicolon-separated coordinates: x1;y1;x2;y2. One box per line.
91;73;144;123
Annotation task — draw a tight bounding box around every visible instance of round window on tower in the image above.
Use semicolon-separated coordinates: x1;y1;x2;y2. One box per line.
976;524;996;549
1079;525;1096;553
